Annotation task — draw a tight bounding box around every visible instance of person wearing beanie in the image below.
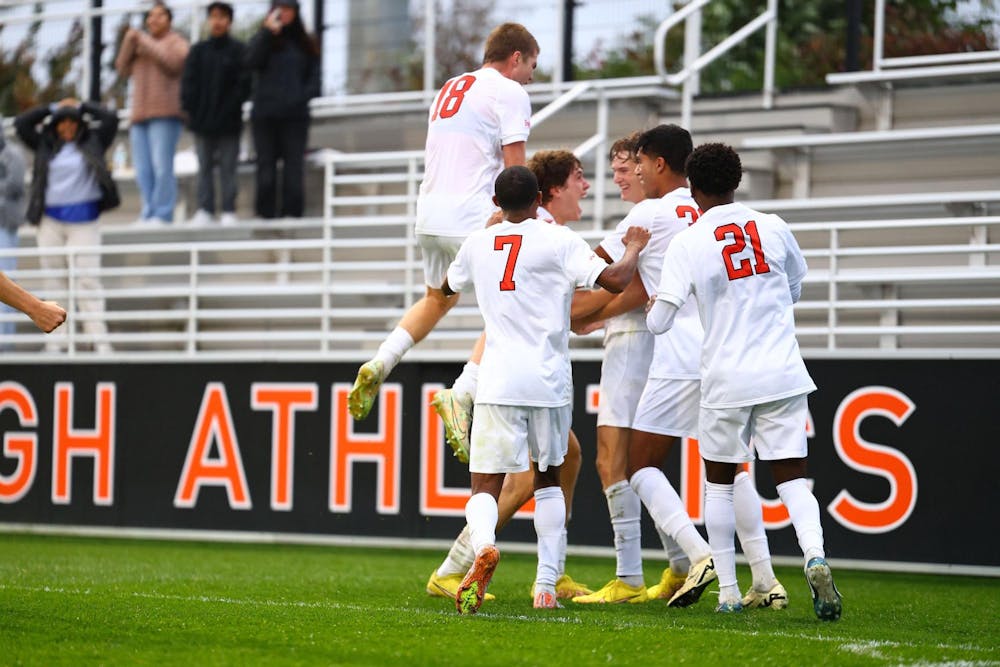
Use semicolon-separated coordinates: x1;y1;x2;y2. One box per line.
115;1;190;224
181;1;250;226
14;98;120;354
245;0;320;219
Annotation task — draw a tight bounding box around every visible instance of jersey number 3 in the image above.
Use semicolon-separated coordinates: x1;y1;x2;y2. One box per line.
494;234;522;291
715;220;771;280
431;75;476;121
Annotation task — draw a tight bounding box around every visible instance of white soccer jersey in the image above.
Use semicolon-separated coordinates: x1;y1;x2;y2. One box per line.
416;68;532;238
656;201;816;408
600;187;702;379
447;218;608;407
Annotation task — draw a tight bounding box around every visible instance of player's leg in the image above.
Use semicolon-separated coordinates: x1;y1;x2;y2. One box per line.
456;403;530;614
432;333;484;461
733;469;787;609
350;235;461;420
758;394;842;620
628;379;715;606
552;429;590;598
529;404;571;609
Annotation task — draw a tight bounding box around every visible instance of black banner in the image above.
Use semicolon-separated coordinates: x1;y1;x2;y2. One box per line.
0;360;997;568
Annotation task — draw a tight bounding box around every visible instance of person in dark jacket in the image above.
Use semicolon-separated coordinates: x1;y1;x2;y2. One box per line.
14;99;119;353
245;0;320;219
181;1;250;226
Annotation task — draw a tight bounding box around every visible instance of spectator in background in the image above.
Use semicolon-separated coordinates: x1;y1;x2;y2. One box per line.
245;0;320;219
115;1;189;225
181;1;250;227
14;99;119;354
0;117;28;349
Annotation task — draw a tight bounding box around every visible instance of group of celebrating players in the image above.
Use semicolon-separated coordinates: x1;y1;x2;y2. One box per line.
345;22;843;621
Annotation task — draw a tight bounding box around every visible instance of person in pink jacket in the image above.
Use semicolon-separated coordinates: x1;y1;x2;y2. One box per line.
115;1;190;224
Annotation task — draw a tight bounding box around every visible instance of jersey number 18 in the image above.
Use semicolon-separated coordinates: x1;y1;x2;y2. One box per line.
431;75;476;121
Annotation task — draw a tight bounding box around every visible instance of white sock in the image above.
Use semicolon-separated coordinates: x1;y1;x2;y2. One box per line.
705;482;738;593
776;477;826;565
655;525;689;575
373;327;414;376
733;471;777;591
557;526;568;578
631;467;711;563
534;486;565;590
605;480;643;583
465;492;498;556
436;524;475;578
450;361;479;402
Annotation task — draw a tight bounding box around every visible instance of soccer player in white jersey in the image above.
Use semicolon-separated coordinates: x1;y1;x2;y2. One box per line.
444;166;649;613
347;23;538;421
573;133;686;604
577;126;787;609
648;143;842;620
426;151;594;604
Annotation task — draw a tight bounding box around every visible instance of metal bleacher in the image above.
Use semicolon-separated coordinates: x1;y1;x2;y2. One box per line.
3;0;999;359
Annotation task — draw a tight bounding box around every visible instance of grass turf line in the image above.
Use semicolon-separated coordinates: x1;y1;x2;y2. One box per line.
1;534;997;666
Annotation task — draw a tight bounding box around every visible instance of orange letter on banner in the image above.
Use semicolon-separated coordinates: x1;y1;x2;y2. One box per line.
330;383;401;514
680;437;704;523
829;386;917;533
586;384;600;415
174;383;251;509
251;383;319;511
52;383;116;506
420;385;470;516
0;382;38;503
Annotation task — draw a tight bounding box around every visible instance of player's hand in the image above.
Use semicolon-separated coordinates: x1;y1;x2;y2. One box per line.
32;301;67;333
622;225;651;251
644;294;657;313
485;210;504;227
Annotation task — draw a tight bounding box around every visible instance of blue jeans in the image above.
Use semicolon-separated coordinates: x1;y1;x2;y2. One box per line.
0;227;18;348
131;117;182;222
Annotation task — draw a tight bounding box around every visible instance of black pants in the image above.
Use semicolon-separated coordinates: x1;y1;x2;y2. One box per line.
251;116;309;218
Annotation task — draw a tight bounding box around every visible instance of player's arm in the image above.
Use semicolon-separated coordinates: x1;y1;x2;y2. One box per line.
441;277;456;297
501;141;526;168
573;271;647;329
0;272;67;333
646;298;679;334
595;226;650;293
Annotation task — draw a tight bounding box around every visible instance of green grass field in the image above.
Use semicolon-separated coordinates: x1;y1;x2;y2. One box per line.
1;534;997;666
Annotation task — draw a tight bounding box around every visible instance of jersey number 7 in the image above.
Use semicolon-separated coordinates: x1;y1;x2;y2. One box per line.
715;220;771;280
494;234;522;291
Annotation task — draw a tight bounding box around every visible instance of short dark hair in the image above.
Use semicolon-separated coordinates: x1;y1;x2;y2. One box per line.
634;124;692;175
685;143;743;196
494;166;539;211
528;150;581;206
608;131;641;163
206;2;233;20
483;23;539;63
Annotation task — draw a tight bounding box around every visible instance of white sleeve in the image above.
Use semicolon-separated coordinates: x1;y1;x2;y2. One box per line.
646;299;679;334
598;204;647;262
562;230;607;289
497;84;531;146
655;236;692;309
781;221;808;304
446;239;473;293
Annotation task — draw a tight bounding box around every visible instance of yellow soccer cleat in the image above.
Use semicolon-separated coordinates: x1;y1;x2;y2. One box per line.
572;578;648;604
456;545;500;615
741;580;788;610
667;556;717;608
348;360;384;420
426;570;495;601
431;388;472;463
647;567;688;601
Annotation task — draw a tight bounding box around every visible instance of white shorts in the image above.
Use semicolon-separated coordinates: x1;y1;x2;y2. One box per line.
631;378;700;438
698;393;810;464
469;403;572;474
597;330;654;428
417;233;465;288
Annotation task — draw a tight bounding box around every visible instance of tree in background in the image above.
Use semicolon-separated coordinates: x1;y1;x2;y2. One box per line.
576;0;997;92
